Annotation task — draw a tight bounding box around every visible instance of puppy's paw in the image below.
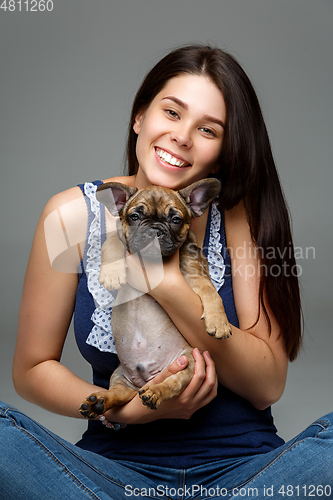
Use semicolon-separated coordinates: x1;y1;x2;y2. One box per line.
138;387;163;410
79;395;105;419
99;261;127;290
202;312;232;339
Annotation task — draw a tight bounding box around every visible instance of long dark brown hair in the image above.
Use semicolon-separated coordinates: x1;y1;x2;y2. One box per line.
125;44;302;361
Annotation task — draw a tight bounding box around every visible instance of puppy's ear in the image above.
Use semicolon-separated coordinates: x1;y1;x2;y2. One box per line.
96;182;137;217
178;179;221;217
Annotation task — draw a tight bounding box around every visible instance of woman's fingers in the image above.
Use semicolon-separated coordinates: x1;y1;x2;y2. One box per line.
153;347;218;405
180;348;217;404
195;350;218;404
150;354;189;385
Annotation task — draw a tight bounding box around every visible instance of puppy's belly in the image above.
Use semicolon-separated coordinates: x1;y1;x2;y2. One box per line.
111;290;190;388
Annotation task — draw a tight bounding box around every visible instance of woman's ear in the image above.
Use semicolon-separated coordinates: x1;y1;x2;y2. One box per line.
133;112;144;135
210;163;221;174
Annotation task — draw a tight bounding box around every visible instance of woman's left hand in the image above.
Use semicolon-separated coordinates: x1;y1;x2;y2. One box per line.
163;348;218;419
145;347;218;420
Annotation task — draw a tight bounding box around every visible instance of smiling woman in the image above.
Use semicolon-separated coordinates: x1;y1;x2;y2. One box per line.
126;45;302;364
133;74;225;190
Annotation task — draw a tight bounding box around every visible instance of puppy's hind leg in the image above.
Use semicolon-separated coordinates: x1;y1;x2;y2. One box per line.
139;350;195;410
79;366;137;419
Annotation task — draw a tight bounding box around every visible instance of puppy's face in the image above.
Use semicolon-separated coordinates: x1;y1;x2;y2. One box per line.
121;186;192;259
96;178;221;260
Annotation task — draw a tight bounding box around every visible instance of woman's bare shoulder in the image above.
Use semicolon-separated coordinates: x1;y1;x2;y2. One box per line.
101;174;136;186
40;175;135;251
41;185;85;217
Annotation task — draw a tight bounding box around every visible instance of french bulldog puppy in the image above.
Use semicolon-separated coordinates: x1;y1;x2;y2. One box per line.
79;179;231;421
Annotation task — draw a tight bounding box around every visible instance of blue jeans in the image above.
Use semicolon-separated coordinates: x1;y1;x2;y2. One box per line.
0;401;332;499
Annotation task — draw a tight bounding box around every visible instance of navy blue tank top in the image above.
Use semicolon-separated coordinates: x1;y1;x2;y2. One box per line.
74;181;284;467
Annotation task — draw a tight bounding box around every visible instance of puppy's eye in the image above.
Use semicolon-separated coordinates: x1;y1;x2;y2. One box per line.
129;213;139;221
171;216;182;225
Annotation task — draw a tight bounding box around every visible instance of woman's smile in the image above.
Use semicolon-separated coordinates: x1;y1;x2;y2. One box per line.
154;147;191;169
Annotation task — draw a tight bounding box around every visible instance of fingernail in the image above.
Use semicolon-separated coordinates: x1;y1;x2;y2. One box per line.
177;356;187;367
204;351;211;359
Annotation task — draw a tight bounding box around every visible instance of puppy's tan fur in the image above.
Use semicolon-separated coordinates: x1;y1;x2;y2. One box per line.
79;180;231;420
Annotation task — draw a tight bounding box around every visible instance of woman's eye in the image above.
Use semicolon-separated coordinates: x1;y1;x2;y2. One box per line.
166;109;179;119
200;127;216;137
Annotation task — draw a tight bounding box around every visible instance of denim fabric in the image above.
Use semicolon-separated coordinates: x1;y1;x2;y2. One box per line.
0;402;332;500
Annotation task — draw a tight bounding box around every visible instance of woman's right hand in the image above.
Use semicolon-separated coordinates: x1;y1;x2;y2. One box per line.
103;348;218;425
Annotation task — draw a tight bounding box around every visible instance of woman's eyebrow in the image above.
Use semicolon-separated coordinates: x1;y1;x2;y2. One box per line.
203;115;225;129
162;96;188;110
161;96;224;129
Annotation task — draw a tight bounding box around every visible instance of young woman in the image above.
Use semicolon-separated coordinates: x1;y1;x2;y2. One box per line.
1;45;332;499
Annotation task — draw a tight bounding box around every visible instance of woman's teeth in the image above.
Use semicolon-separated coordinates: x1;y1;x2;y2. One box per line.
156;148;188;167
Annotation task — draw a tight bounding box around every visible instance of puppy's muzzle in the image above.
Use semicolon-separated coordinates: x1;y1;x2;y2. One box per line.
128;225;177;257
146;227;162;239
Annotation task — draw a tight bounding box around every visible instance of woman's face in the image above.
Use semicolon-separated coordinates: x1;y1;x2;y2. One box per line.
133;74;226;190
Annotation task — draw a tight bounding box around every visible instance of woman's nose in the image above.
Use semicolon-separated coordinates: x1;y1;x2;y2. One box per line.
170;127;193;148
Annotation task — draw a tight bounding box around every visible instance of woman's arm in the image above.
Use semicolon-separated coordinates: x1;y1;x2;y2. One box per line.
137;201;288;411
12;187;100;417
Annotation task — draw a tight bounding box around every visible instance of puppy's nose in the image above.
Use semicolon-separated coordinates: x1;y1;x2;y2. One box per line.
147;228;162;238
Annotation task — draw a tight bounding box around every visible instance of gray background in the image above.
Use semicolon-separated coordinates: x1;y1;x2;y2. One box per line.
0;0;332;444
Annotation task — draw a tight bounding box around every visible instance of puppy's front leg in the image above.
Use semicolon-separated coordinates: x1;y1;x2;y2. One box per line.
193;280;232;339
99;232;127;290
180;237;232;339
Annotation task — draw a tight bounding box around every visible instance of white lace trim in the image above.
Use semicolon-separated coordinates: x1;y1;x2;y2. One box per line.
207;201;225;291
84;186;225;353
84;182;117;353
